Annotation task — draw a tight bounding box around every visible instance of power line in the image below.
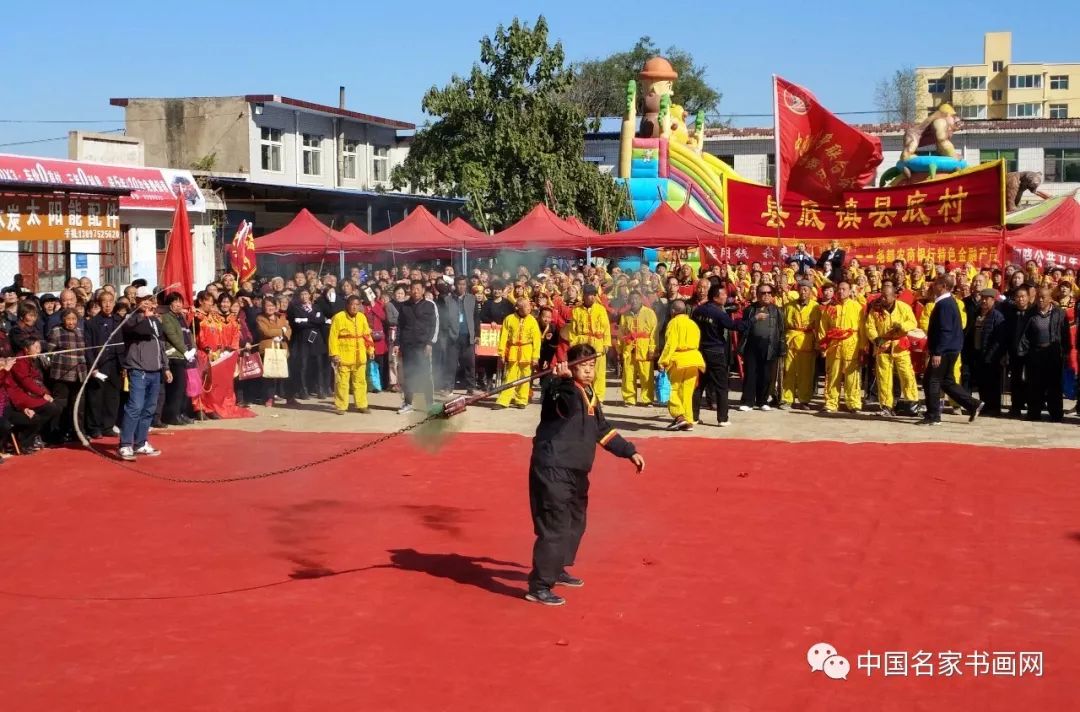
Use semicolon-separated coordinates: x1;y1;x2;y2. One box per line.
0;110;247;125
0;128;123;148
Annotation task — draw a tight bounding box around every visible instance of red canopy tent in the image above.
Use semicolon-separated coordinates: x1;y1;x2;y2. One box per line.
1004;195;1080;260
255;208;351;255
449;217;487;239
565;215;598;236
341;222;368;240
676;203;727;236
363;205;467;261
589;202;724;251
475;204;594;254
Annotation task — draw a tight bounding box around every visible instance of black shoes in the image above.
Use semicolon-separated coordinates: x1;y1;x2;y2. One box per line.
555;572;584;588
525;587;566;606
968;402;984;423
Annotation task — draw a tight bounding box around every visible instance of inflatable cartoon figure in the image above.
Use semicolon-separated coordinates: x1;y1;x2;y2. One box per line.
1006;171;1053;212
637;56;678;139
882;103;968;185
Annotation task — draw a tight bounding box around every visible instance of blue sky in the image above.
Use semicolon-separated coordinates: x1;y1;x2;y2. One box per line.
3;0;1074;158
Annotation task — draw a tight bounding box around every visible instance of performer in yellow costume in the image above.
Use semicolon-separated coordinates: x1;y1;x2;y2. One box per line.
865;281;919;416
618;291;657;406
327;295;375;414
658;300;705;430
818;281;866;412
781;280;821;409
569;285;611;402
496;296;542;408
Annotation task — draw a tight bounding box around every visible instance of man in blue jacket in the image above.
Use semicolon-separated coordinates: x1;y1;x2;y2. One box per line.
923;276;982;425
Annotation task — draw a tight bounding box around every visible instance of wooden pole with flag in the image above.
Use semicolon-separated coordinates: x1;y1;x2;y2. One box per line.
161;191;194;306
772;75;784;258
226;220;256;285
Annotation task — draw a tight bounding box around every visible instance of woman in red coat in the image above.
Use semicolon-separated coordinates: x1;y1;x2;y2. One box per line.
362;296;388;392
5;337;65;450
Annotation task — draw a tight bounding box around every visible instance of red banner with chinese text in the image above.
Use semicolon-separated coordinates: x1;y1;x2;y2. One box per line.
775;76;883;203
726;161;1005;239
701;236;1003;270
1006;244;1080;271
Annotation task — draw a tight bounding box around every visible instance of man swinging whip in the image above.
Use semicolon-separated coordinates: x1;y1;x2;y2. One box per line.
526;343;646;606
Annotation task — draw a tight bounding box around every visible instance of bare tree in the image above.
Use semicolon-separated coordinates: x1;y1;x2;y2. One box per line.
874;67;919;124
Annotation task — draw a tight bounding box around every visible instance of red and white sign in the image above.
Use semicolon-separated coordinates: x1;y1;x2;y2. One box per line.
0;153;205;212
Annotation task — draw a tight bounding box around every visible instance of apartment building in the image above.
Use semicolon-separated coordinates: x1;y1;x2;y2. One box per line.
917;31;1079;121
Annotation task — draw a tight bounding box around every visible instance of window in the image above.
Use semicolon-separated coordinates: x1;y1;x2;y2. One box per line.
992;90;1003;101
18;240;68;292
1049;104;1068;119
1049;75;1069;90
992;61;1004;72
1045;149;1080;182
1009;74;1042;89
372;146;389;182
302;134;322;176
342;139;359;179
101;226;130;287
717;154;735;168
766;153;775;186
953;75;986;91
981;148;1018;173
260;127;283;172
1008;103;1042;118
959;105;987;120
927;78;947;94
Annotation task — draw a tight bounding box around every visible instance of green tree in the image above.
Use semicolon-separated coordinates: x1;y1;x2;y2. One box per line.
392;16;628;233
567;36;723;126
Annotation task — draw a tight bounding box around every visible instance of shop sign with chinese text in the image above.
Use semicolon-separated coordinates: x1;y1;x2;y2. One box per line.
0;193;121;240
0;154;205;212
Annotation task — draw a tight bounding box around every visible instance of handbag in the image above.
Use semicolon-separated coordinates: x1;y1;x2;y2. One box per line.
367;359;382;392
185;366;204;398
263;344;289;379
654;370;671;405
237;351;263;381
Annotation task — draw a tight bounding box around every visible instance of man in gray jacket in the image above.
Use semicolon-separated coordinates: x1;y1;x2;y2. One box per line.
434;280;460;396
452;275;477;394
118;286;172;461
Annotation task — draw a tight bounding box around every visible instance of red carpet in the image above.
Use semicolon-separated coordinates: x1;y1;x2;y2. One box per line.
0;431;1077;711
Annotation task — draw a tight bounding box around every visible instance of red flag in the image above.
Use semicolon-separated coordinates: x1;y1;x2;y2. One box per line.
226;220;256;282
161;191;194;306
774;76;883;204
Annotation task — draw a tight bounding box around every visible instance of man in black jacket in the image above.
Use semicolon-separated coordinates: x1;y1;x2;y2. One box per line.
923;276;982;425
691;283;744;426
1003;286;1032;418
817;240;846;284
526;344;645;607
396;280;438;414
477;280;513;391
971;289;1007;416
84;291;126;438
738;284;786;411
1021;287;1071;422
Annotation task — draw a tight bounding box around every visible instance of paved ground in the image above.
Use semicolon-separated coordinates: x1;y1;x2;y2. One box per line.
178;376;1080;449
